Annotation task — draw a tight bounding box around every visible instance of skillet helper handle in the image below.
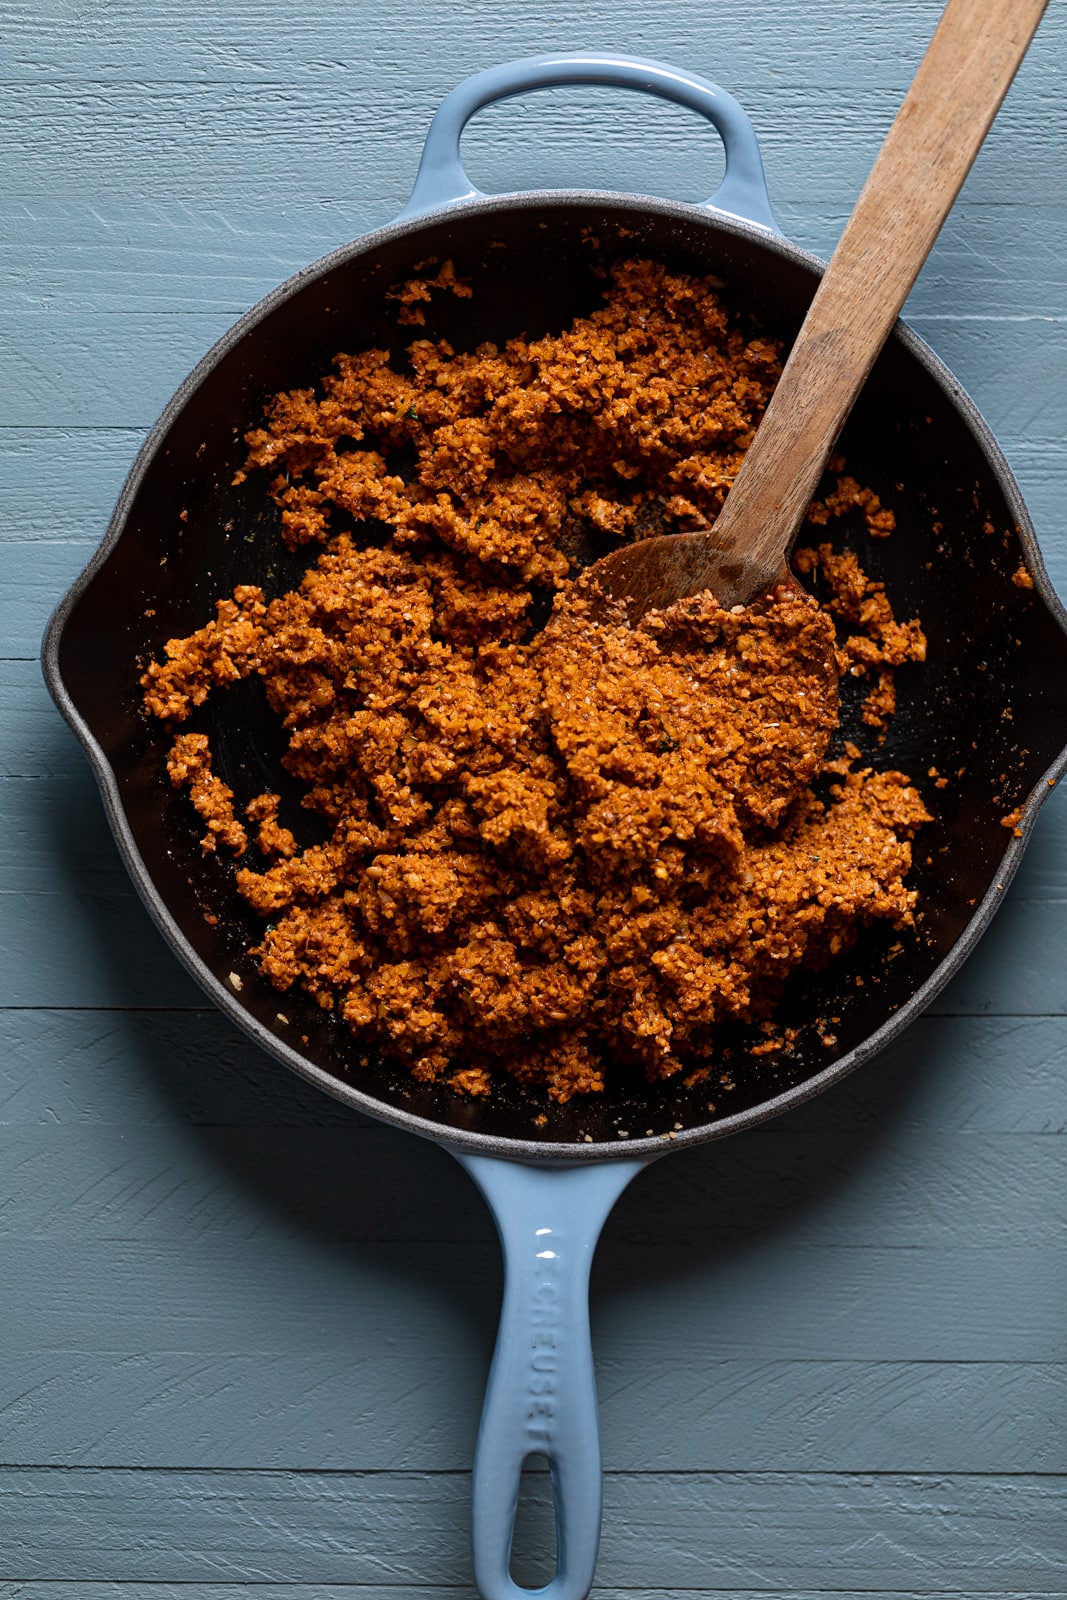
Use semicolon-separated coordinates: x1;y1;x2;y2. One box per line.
710;0;1049;585
454;1152;649;1600
399;52;778;232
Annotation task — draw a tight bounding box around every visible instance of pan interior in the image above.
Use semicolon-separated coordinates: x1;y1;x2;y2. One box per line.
53;196;1067;1150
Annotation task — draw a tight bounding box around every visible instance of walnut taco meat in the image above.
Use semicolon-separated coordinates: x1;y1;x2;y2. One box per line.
143;259;929;1103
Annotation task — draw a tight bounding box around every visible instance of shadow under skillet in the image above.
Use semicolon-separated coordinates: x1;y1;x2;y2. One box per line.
599;1032;932;1284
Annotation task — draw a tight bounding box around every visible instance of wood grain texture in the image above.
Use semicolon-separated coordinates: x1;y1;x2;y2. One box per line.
8;304;1065;431
3;1008;1066;1129
4;1120;1065;1247
0;995;1062;1480
1;1467;1064;1589
5;200;1067;320
0;1593;1062;1600
7;1236;1066;1361
1;1351;1064;1474
1;1594;1063;1600
3;0;1065;1591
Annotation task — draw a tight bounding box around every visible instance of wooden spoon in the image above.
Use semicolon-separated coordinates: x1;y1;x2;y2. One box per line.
587;0;1048;622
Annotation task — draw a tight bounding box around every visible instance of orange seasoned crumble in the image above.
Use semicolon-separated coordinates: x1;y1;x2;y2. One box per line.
143;260;929;1102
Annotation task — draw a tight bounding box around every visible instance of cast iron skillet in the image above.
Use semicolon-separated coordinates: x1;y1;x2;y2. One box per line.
42;53;1067;1600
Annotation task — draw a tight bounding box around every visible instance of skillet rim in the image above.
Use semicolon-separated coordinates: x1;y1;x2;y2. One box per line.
41;186;1067;1163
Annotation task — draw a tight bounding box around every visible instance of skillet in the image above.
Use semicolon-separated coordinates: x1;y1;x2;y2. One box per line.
42;52;1067;1600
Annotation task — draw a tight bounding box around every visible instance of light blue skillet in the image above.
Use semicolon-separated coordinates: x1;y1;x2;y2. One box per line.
44;20;1062;1600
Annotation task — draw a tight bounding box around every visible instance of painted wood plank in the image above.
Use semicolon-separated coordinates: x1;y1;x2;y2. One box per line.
2;1115;1064;1248
0;775;147;891
904;316;1067;448
0;1006;358;1126
0;80;751;212
4;1235;1066;1361
4;199;1066;320
0;1347;1063;1475
9;525;1067;667
3;667;91;777
3;311;235;428
11;423;1050;562
0;1593;1062;1600
1;1592;1061;1600
0;52;1061;209
926;897;1067;1017
9;661;1067;882
0;891;207;1008
6;303;1066;434
0;1467;1064;1589
2;876;1067;1013
0;429;145;546
0;543;99;659
0;0;972;90
2;1009;1065;1134
5;434;1065;543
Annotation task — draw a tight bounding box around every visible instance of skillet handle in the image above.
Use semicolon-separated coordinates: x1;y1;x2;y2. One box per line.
452;1150;650;1600
399;52;779;233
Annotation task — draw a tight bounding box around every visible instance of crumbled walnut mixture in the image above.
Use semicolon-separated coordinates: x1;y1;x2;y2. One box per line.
143;260;930;1102
166;732;247;855
388;257;474;326
792;544;926;729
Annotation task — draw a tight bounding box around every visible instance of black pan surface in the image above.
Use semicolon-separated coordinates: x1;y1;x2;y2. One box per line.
43;193;1067;1157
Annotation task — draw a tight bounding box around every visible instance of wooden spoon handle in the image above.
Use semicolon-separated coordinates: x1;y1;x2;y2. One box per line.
711;0;1048;579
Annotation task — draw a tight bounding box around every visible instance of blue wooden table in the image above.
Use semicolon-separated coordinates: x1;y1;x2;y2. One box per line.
3;0;1066;1593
